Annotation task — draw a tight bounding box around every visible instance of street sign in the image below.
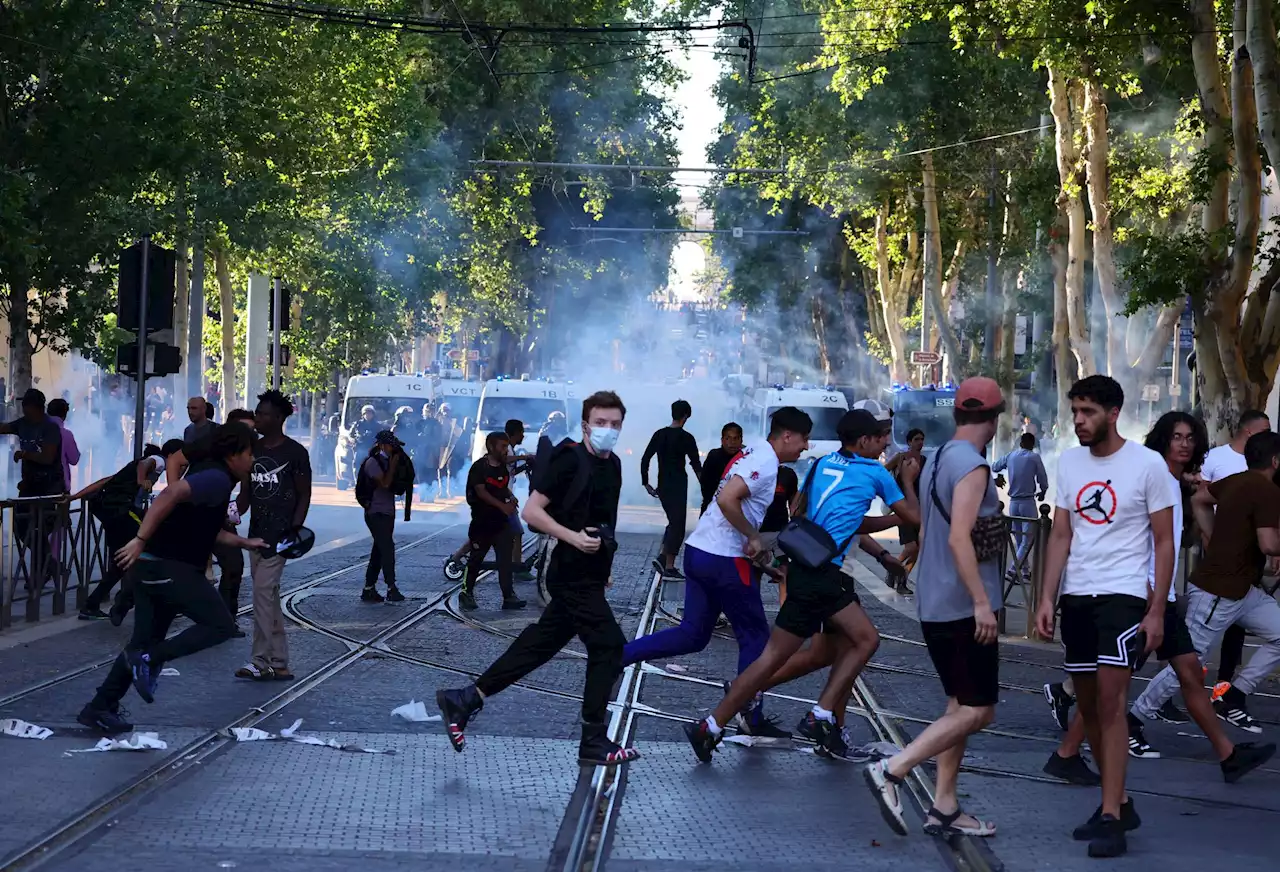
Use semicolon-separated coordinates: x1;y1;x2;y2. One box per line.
466;349;481;361
1141;384;1160;402
910;350;942;366
446;349;464;361
1169;383;1183;397
1179;326;1194;349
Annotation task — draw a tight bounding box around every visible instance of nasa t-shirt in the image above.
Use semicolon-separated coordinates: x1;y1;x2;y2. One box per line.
1055;440;1177;600
248;436;312;546
685;439;780;558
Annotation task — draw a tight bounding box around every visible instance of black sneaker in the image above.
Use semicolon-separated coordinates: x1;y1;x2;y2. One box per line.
514;570;536;582
1221;741;1277;783
77;703;133;736
795;711;833;745
1087;814;1127;858
1073;798;1140;840
361;586;384;603
501;597;527;610
436;685;483;752
683;719;722;763
1043;751;1100;786
817;724;854;760
108;596;129;627
231;621;247;638
1215;687;1263;733
664;566;685;580
1127;712;1161;759
386;587;406;603
459;591;479;611
127;650;157;704
651;559;666;577
1044;682;1074;731
737;707;793;741
580;723;640;766
1152;698;1190;725
78;608;108;621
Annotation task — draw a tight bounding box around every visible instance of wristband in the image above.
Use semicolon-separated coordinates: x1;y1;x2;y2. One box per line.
874;550;891;563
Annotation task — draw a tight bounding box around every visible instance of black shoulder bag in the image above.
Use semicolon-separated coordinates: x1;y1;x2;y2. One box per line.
776;462;856;570
928;443;1008;562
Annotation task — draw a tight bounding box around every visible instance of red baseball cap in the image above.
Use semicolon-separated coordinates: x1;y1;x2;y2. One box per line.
956;377;1005;413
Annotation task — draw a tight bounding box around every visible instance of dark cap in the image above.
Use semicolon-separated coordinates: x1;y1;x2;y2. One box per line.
956;377;1005;413
837;408;888;443
21;388;45;408
375;429;403;447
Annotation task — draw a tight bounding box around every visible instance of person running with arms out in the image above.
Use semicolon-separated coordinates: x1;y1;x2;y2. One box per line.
459;431;524;611
993;431;1048;586
436;391;639;766
642;399;703;578
359;431;407;603
884;427;926;594
686;407;919;761
1033;375;1175;859
863;378;1005;838
626;407;813;739
234;390;311;682
700;422;743;515
76;425;265;734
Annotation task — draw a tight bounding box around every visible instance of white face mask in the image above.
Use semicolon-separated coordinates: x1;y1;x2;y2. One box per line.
587;424;620;453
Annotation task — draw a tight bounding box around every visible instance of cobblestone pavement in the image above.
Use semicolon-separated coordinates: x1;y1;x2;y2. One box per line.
5;512;1280;871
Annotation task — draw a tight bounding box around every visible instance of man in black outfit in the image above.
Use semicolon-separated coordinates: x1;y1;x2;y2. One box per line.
76;425;265;734
460;431;525;611
642;399;702;579
700;422;743;514
436;391;640;766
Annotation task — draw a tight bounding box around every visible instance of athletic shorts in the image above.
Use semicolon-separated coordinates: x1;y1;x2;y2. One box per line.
922;618;1000;707
776;562;859;638
898;524;920;546
1135;599;1197;669
1059;593;1147;673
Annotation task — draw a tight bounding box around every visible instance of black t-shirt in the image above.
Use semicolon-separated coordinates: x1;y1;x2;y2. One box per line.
642;426;702;491
7;417;63;494
700;447;734;510
466;457;512;532
248;436;311;545
543;445;622;579
147;465;236;566
760;466;798;534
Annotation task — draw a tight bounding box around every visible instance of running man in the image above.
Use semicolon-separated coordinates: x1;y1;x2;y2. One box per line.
642;399;703;578
863;377;1005;839
1033;375;1175;858
624;407;813;739
685;407;918;762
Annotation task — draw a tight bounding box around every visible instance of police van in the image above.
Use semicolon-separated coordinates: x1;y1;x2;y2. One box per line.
744;384;849;472
334;373;436;488
470;376;576;460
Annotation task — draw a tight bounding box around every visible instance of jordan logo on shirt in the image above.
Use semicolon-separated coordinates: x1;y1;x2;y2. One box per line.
1074;480;1117;525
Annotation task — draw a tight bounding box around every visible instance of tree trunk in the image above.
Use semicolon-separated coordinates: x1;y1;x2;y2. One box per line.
922;153;965;377
810;294;831;381
7;279;32;399
1050;212;1074;437
1250;0;1280;180
172;231;189;403
1048;64;1098;377
213;245;238;418
874;202;909;382
996;269;1020;453
1082;76;1126;375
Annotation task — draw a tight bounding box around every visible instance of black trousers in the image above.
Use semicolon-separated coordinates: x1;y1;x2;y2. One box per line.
464;523;515;598
212;536;245;616
364;512;396;588
1219;622;1248;683
85;513;140;610
92;559;237;708
658;485;688;558
476;554;624;725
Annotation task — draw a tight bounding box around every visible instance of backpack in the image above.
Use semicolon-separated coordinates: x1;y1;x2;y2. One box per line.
355;454;385;510
531;434;572;494
356;452;417;513
531;441;621;534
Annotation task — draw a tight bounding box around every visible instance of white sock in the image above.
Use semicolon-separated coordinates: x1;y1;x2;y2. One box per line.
705;715;723;736
812;705;836;724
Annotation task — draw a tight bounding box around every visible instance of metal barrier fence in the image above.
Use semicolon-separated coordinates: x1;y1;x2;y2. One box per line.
0;496;111;631
997;502;1193;640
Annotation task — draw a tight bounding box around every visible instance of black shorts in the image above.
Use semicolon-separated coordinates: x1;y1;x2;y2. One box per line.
1136;599;1197;669
1059;593;1147;673
898;524;920;546
776;563;860;639
922;618;1000;707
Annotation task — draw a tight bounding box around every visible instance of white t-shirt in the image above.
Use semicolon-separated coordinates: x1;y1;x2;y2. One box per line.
1146;470;1182;603
1055;440;1177;599
1201;443;1247;482
685;439;780;558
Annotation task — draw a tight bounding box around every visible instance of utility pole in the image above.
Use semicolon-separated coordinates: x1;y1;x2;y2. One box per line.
984;153;998;363
133;236;151;459
272;276;283;390
188;232;205;402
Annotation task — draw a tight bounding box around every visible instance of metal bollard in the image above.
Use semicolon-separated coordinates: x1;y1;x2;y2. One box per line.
1027;503;1052;641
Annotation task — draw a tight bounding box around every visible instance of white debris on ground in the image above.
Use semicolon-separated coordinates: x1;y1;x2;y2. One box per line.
219;718;395;754
391;700;441;723
1;718;53;740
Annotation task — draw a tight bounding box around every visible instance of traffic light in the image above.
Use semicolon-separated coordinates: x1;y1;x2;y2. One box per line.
118;242;176;331
116;343;182;378
268;283;292;331
269;343;291;366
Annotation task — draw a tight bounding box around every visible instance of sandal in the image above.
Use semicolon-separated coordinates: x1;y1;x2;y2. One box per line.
271;668;296;681
234;663;276;681
923;806;997;838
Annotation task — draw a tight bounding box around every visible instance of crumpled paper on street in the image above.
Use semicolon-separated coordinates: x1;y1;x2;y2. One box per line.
160;667;180;677
65;732;167;754
391;700;441;723
793;740;899;762
722;734;792;748
219;718;394;754
1;718;53;740
662;663;689;673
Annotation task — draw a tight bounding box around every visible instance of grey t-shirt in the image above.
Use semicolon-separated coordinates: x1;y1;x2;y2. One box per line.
184;419;216;445
916;439;1003;623
362;455;396;516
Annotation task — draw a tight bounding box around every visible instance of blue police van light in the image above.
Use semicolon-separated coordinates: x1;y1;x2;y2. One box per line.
496;375;504;381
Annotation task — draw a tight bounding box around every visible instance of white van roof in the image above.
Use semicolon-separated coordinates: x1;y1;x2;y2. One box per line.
752;385;849;409
344;373;434;399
